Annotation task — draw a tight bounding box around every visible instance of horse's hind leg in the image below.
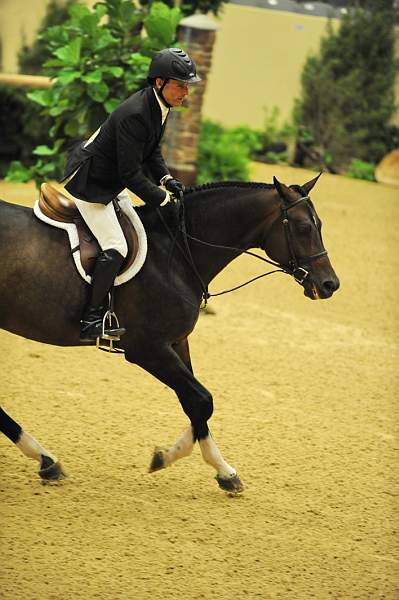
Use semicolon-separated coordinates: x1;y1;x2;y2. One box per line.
0;407;65;481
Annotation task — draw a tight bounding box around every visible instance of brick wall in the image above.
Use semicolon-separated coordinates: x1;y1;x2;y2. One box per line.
162;15;218;185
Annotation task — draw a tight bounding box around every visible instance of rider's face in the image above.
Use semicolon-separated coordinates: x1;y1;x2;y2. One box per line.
155;78;189;107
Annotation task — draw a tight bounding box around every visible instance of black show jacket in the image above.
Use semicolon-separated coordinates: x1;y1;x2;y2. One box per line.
64;86;170;207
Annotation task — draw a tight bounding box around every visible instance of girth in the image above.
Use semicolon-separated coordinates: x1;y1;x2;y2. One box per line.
39;183;139;276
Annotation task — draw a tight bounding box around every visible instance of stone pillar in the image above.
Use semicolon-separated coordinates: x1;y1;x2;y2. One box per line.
162;14;218;185
394;27;399;126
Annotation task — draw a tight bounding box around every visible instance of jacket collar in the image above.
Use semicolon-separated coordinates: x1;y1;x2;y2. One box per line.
152;88;170;124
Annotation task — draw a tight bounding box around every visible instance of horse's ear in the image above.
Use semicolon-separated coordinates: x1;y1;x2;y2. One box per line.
273;176;297;203
302;171;323;195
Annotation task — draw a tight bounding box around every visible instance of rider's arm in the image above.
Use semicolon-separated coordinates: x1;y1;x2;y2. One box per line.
116;116;167;206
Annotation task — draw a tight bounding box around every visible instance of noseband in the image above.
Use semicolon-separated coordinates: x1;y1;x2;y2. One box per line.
276;195;328;284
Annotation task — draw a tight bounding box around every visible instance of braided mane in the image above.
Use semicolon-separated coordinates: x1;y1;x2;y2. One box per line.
184;181;275;196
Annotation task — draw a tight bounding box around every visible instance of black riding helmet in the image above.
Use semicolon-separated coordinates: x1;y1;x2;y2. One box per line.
148;48;201;85
148;48;201;107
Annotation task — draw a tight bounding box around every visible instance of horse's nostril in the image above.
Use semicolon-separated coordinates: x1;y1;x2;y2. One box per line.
323;279;339;293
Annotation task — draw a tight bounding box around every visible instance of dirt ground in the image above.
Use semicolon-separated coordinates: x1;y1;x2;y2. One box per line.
0;164;398;600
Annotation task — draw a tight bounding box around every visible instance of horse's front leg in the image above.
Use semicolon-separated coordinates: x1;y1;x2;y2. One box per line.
173;338;243;492
0;407;65;481
131;342;243;493
198;433;244;493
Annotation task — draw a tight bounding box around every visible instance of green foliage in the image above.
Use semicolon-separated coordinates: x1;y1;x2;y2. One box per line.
226;125;263;156
264;150;288;164
7;0;182;188
143;2;181;49
197;120;262;183
5;161;35;184
345;158;376;181
138;0;227;17
196;114;297;182
295;5;398;172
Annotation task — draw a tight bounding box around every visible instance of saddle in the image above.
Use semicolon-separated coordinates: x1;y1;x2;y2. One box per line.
39;183;138;277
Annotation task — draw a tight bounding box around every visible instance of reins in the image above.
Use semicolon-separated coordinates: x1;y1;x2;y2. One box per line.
182;231;287;300
156;200;211;304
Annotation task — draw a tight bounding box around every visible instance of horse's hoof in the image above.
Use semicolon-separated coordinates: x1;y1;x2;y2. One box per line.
215;473;244;494
149;448;166;473
39;455;66;481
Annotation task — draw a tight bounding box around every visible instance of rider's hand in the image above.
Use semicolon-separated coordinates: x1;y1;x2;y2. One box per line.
164;178;185;197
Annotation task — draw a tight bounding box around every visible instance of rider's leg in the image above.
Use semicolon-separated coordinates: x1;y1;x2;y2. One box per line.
74;198;128;341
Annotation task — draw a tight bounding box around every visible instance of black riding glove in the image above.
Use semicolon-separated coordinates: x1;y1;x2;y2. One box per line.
165;178;185;197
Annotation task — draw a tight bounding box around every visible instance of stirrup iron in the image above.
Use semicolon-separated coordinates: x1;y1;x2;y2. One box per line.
95;292;125;353
101;305;121;341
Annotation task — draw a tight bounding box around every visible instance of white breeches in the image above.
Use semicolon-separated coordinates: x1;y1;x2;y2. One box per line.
73;195;128;258
69;129;128;258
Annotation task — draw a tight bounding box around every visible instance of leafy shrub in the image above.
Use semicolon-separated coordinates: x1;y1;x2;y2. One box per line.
197;120;258;183
196;115;297;182
264;150;288;164
345;159;376;181
226;125;263;156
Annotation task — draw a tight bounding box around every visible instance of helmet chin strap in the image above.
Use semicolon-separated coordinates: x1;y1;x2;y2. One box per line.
156;79;172;108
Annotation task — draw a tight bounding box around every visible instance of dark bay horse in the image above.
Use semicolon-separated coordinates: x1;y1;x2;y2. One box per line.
0;175;339;491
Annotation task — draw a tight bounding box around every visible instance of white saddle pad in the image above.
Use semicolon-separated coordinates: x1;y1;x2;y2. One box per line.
33;194;147;286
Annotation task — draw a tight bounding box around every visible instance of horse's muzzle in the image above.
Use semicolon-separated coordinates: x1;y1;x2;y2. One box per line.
303;275;340;300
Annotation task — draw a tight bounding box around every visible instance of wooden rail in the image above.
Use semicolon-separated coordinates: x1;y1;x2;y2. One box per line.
0;73;52;89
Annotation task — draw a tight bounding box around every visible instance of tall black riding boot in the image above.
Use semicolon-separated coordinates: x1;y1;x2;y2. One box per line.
80;249;126;342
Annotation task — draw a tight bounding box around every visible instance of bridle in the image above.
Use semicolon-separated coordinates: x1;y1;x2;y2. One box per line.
158;193;328;306
278;195;328;285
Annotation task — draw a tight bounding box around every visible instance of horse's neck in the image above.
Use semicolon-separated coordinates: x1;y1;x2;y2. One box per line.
185;185;277;284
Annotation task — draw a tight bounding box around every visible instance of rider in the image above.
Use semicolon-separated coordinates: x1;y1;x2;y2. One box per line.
63;48;201;342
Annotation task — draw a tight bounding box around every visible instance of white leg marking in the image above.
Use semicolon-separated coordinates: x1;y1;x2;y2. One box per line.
162;427;194;467
16;431;56;464
199;433;236;478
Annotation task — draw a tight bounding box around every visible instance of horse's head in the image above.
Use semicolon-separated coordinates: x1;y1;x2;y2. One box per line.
263;174;340;300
